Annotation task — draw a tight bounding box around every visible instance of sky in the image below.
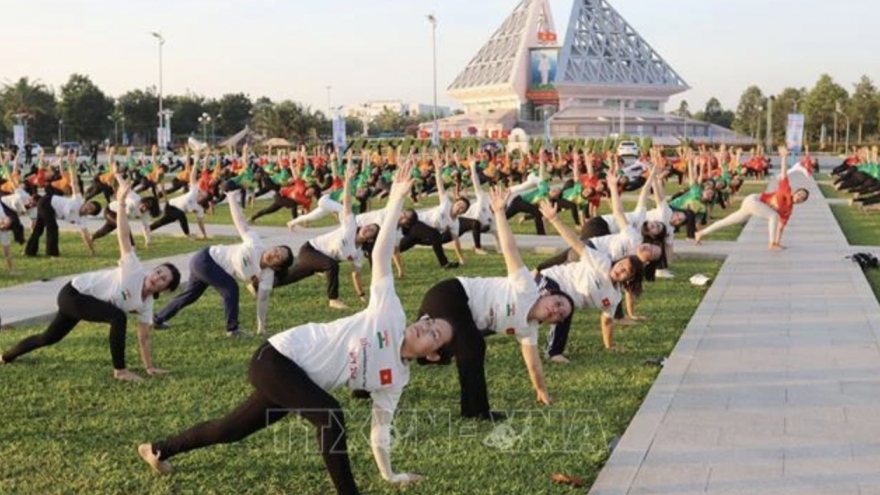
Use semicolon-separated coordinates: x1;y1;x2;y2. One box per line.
5;0;880;114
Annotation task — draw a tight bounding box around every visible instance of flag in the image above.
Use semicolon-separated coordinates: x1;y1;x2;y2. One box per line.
376;330;389;349
379;368;393;385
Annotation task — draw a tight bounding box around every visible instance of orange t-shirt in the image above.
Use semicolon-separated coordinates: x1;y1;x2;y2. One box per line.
760;177;793;225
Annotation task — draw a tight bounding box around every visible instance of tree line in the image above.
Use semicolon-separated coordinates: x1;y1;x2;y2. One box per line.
673;74;878;150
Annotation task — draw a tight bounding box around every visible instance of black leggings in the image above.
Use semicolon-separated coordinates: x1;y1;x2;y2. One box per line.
25;194;60;256
418;279;491;418
2;283;129;369
150;205;189;236
274;242;341;300
152;342;358;495
505;196;545;236
399;220;450;267
535;218;610;272
456;217;484;249
251;196;298;222
91;208;135;245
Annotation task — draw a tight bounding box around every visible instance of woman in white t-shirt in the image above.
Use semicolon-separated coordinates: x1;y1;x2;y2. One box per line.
138;162;453;493
149;149;209;240
153;188;294;336
415;188;573;420
538;200;646;357
1;177;181;382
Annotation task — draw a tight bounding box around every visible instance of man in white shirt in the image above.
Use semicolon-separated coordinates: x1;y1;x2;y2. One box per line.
24;161;99;257
153;189;294;336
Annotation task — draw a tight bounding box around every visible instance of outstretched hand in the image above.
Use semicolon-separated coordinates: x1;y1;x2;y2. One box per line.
389;161;414;199
488;187;510;214
537;200;557;221
115;174;131;201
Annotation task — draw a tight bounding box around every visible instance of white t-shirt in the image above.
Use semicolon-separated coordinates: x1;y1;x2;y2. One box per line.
0;204;9;247
417;194;452;233
71;252;154;324
309;211;363;269
540;246;621;317
169;188;204;218
457;266;540;345
602;207;647;236
268;275;408;413
208;230;274;286
356;208;402;245
108;191;150;232
50;194;85;228
1;188;30;216
589;225;641;261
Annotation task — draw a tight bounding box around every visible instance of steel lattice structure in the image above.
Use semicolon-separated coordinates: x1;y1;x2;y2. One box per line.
448;0;533;90
558;0;688;89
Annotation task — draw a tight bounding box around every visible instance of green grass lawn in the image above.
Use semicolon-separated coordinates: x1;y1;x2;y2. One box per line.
0;250;721;494
0;233;235;289
819;183;848;199
830;204;880;301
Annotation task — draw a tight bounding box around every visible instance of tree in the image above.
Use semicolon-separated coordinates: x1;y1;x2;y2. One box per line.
345;115;365;137
1;77;57;145
117;88;160;146
803;74;848;149
58;74;113;143
848;75;878;143
733;86;765;138
700;97;735;129
215;93;253;137
771;87;807;143
371;107;405;135
168;93;209;141
673;100;692;118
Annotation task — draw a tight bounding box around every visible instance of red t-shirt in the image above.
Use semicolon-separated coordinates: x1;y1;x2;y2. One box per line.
280;179;313;209
760;177;793;225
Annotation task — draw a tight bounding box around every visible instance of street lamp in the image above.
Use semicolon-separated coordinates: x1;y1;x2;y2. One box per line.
427;13;439;147
793;96;803;114
150;31;165;146
756;105;763;141
214;113;221;146
836;102;850;154
58;119;63;144
198;113;212;143
108;115;119;144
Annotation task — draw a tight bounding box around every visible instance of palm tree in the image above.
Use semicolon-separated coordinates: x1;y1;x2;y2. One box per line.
1;77;56;143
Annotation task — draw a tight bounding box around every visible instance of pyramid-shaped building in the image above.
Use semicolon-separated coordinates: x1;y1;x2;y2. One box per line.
435;0;747;144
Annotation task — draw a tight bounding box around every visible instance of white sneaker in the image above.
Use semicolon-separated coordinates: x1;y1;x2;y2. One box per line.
474;248;488;255
549;354;570;364
329;299;349;310
138;444;173;474
655;269;675;279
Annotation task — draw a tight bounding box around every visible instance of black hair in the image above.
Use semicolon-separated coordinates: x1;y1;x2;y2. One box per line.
399;209;418;229
272;245;295;272
794;188;810;201
619;255;646;297
540;289;576;325
85;201;102;217
671;208;697;239
141;196;161;218
641;222;667;245
153;263;182;299
454;196;471;213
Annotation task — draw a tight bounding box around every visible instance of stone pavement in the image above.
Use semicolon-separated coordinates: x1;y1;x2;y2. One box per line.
589;173;880;494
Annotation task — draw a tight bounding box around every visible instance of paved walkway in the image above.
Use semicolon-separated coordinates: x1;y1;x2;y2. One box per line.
590;173;880;494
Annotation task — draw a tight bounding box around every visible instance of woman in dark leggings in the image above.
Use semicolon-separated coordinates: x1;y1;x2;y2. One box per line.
1;177;180;382
137;162;453;494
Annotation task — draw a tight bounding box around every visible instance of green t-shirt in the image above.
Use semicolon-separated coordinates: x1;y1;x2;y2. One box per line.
561;182;584;203
668;184;705;213
521;180;550;204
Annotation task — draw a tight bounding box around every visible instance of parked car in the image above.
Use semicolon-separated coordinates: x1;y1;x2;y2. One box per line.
616;140;640;157
55;142;82;156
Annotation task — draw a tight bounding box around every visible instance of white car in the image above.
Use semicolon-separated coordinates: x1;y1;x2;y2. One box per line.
616;140;640;157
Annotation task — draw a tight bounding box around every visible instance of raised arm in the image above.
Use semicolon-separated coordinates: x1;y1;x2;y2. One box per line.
225;187;251;240
539;200;586;258
778;145;789;181
489;187;525;275
115;175;134;256
635;163;656;211
606;168;629;231
433;149;446;198
372;161;413;282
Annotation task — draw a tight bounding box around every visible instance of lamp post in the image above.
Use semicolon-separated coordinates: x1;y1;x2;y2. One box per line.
214;114;221;146
427;13;438;147
150;31;165;146
121;115;126;146
109;115;118;144
198;113;212;143
764;96;774;151
58;119;63;144
756;105;763;142
793;97;803;114
836;102;850;154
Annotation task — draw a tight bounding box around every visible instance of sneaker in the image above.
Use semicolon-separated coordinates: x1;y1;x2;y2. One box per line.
138;444;173;474
549;354;570;364
227;330;252;338
655;269;676;279
443;262;460;270
329;299;349;310
153;319;170;330
474;248;488;256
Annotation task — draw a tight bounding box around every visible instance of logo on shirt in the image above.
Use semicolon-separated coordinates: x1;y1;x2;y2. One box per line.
120;289;131;301
601;298;611;308
379;368;393;385
506;303;516;317
505;328;516;336
376;330;389;349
